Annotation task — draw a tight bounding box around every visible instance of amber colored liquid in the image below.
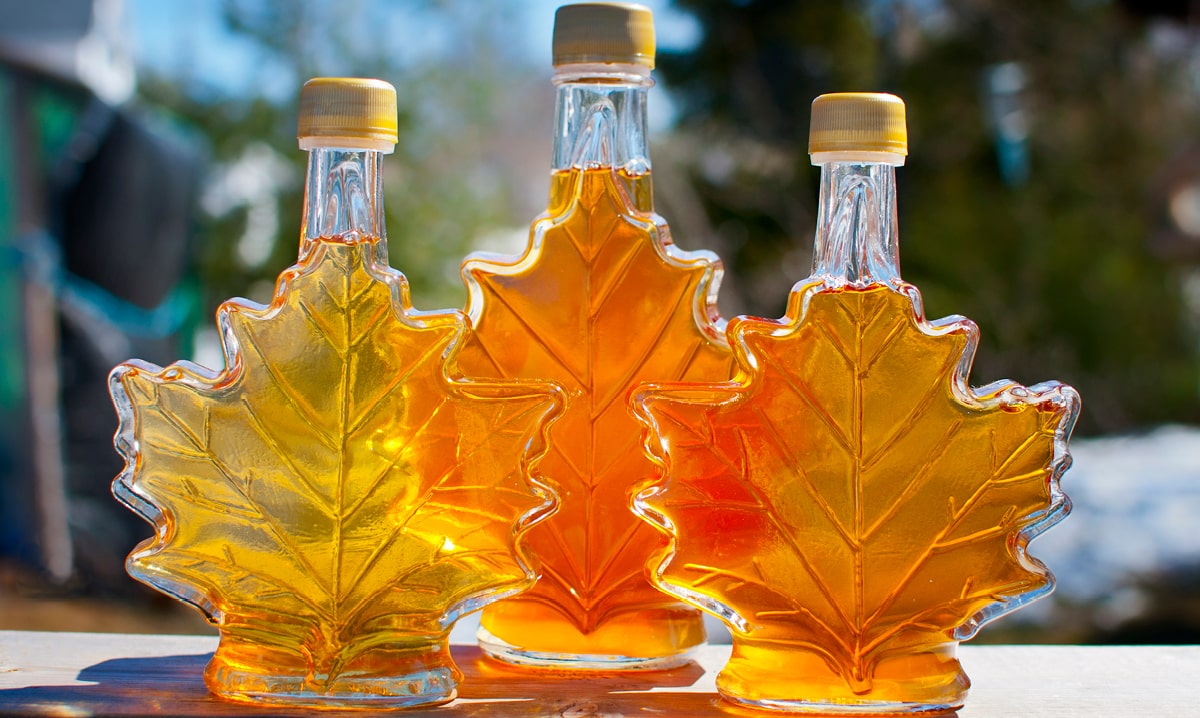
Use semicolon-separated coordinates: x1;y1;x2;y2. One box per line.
635;284;1072;708
460;167;732;662
114;237;559;706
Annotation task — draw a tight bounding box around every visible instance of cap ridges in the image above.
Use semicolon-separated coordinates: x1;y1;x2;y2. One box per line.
297;78;398;146
809;92;907;156
553;2;655;68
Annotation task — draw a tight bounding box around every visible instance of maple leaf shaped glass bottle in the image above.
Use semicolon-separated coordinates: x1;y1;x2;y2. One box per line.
632;93;1080;713
461;3;732;669
108;78;563;709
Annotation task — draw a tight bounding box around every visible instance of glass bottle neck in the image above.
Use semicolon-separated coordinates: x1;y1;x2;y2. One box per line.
811;160;902;288
551;64;653;176
300;146;386;256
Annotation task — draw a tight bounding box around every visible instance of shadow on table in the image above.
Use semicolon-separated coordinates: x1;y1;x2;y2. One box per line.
0;652;242;716
0;645;960;716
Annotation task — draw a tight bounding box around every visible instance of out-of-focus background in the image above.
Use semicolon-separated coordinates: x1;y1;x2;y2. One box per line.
1;0;1198;645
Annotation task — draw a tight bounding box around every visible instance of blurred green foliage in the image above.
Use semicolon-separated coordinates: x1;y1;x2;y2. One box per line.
658;0;1200;435
135;0;1200;435
136;0;544;317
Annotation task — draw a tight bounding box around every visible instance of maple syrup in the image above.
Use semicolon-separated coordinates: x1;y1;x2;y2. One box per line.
632;93;1079;711
110;79;561;708
463;3;732;669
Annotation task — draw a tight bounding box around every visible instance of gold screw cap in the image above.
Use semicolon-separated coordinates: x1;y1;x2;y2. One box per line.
809;92;907;156
553;2;656;68
297;78;398;150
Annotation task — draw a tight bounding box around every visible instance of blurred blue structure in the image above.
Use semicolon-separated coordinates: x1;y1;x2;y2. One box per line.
983;62;1030;187
0;0;201;590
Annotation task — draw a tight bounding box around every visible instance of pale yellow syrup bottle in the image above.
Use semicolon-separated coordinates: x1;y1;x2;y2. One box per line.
460;3;734;669
109;78;562;708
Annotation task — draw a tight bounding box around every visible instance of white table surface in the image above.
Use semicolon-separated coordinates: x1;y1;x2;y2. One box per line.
0;631;1195;716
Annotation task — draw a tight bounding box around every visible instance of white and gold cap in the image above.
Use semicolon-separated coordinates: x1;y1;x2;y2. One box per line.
553;2;656;68
297;77;398;152
809;92;907;164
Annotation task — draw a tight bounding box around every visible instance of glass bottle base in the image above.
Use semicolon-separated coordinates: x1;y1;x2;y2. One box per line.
716;639;968;714
477;625;699;671
477;599;706;671
722;693;961;715
204;634;461;709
